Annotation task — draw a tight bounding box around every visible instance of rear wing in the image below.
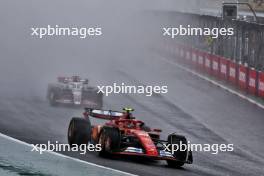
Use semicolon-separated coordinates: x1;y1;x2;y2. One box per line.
84;108;124;120
57;76;88;84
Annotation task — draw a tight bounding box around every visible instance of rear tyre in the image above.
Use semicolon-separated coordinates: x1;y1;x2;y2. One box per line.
68;117;91;147
48;92;58;106
166;133;188;168
98;127;120;157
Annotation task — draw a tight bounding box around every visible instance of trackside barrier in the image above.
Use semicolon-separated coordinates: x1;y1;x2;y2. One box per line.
228;61;237;86
179;45;185;61
196;50;204;71
204;53;212;74
185;47;192;64
163;43;264;100
190;48;198;69
219;57;230;80
165;43;264;98
248;68;257;95
238;64;248;91
258;72;264;98
212;55;220;77
166;41;176;58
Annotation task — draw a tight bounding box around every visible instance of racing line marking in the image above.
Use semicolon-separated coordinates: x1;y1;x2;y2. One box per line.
0;133;137;176
161;57;264;110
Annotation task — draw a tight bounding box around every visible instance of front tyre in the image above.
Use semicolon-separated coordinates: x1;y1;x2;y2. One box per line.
167;160;184;168
98;127;120;157
166;133;192;168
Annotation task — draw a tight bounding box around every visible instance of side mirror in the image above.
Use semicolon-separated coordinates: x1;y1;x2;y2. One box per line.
153;129;162;133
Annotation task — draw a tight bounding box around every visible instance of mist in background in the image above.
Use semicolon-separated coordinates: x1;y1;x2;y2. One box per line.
0;0;217;97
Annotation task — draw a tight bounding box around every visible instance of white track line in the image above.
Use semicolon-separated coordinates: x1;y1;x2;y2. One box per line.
0;133;137;176
161;57;264;110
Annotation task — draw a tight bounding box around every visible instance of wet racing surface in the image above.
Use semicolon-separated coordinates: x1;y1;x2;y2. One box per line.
1;54;264;176
1;1;264;175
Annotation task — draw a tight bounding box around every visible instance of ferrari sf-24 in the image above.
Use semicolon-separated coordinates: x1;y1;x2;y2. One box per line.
67;108;193;167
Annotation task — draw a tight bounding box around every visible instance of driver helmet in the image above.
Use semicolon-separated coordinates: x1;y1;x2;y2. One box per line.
123;107;134;119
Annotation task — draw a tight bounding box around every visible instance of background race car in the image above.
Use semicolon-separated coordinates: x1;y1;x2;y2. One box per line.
68;108;193;168
47;76;103;108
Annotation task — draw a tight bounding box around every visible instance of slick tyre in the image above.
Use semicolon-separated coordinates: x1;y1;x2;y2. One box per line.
166;134;188;168
68;117;91;147
98;127;120;157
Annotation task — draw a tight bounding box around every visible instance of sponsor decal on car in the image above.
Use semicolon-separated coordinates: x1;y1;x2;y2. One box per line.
159;150;173;157
124;147;143;153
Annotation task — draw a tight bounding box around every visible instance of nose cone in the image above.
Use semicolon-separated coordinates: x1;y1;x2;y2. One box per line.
133;130;159;156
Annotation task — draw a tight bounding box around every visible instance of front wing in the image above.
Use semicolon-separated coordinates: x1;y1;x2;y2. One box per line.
112;147;192;163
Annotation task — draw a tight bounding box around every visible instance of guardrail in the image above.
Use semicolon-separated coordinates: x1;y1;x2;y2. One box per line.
159;11;264;70
164;41;264;100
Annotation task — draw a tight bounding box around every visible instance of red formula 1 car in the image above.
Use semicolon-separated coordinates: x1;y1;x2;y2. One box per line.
67;108;193;167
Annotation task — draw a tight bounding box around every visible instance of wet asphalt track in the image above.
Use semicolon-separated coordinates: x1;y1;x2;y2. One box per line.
1;53;264;176
1;1;264;175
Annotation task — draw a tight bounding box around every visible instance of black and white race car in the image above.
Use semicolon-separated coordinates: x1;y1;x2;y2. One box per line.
47;76;103;108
